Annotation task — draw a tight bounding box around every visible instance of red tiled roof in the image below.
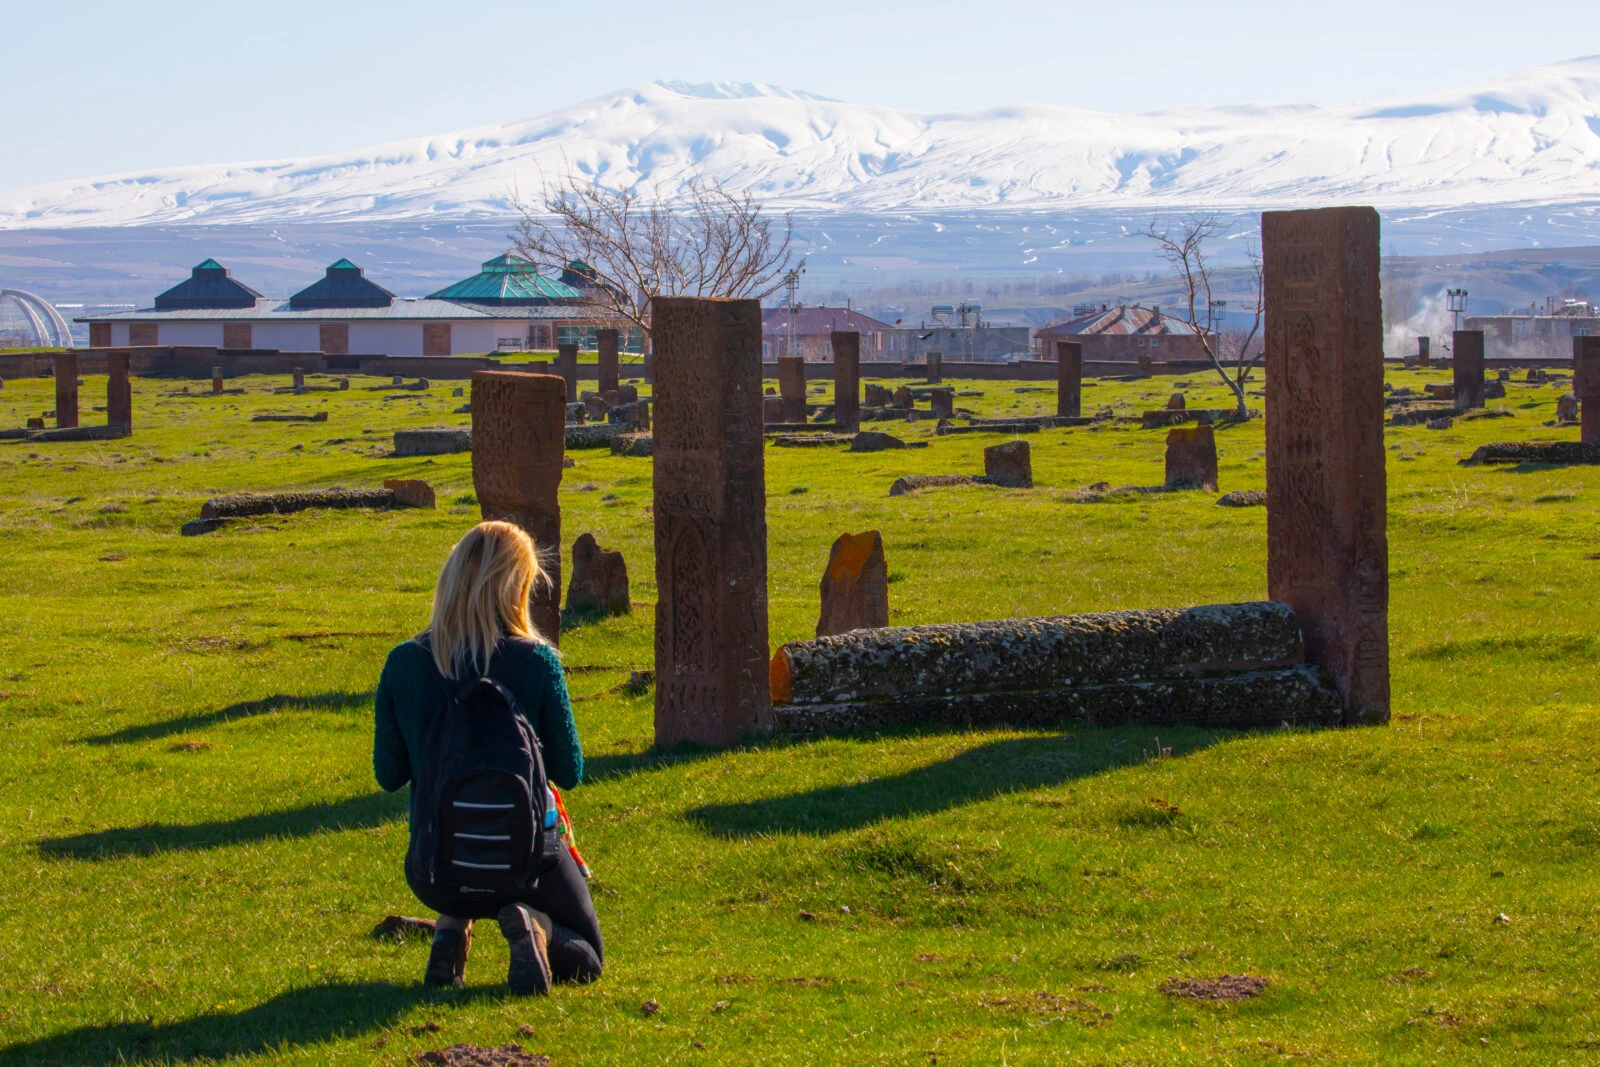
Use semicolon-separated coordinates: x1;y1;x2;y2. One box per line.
762;306;890;335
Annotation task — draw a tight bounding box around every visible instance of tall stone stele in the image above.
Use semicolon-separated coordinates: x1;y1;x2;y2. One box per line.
470;370;566;645
831;331;861;432
1453;330;1486;409
597;328;620;395
1417;335;1430;368
1576;335;1600;445
106;350;132;430
1262;206;1389;726
1056;340;1083;418
926;351;943;384
777;355;807;423
556;343;579;402
53;351;79;428
652;297;771;747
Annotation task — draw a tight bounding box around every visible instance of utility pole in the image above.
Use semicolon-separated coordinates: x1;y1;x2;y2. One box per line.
1447;288;1470;333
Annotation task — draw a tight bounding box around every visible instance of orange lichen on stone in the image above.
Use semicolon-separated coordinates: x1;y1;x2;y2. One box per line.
827;531;880;583
769;646;794;704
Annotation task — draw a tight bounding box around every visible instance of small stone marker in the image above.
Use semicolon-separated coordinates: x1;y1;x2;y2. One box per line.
892;386;915;409
763;396;784;424
1484;379;1506;399
1424;383;1454;401
651;296;771;747
1425;416;1454;430
471;370;566;645
383;478;437;508
557;343;579;400
212;367;225;394
392;374;404;387
53;351;78;428
26;417;43;430
831;331;861;433
1165;425;1218;490
106;350;132;430
930;388;954;418
292;367;305;392
453;387;464;398
850;431;906;452
1167;393;1186;410
778;355;807;423
864;383;892;407
1557;394;1579;422
926;351;943;384
583;393;609;421
815;531;889;638
1262;205;1389;726
1417;336;1430;367
597;328;620;395
1454;329;1486;409
617;383;639;403
1056;340;1083;418
566;532;630;616
984;440;1033;488
1576;336;1600;444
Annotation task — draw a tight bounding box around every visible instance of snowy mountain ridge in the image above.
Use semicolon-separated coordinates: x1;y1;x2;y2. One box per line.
4;59;1600;228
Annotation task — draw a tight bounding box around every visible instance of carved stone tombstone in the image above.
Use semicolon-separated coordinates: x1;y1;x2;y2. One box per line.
984;440;1032;488
778;355;807;423
831;331;861;432
816;531;889;638
1056;341;1082;418
106;350;132;430
597;329;620;396
557;343;579;401
930;388;954;418
1417;335;1430;368
1576;336;1600;444
926;351;943;384
1453;330;1486;409
1262;206;1389;726
1164;425;1217;491
651;296;771;747
53;351;78;428
470;370;566;645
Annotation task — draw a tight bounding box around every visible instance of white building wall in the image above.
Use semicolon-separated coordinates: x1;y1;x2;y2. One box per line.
110;324;130;346
450;322;504;355
349;323;425;356
252;323;323;352
157;322;224;347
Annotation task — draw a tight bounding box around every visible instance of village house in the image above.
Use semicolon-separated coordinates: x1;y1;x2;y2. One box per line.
1033;303;1215;363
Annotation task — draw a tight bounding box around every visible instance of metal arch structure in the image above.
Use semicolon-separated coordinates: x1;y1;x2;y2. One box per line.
0;289;75;348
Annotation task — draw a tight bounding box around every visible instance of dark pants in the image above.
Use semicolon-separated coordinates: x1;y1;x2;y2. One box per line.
409;849;603;983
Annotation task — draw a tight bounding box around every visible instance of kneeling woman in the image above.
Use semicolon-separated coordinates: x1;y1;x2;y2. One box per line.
374;520;602;993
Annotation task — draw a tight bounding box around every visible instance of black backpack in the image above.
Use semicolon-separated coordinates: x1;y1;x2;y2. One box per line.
407;650;565;905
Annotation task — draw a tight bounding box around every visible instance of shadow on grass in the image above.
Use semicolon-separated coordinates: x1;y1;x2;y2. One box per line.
0;980;483;1066
38;791;405;860
82;690;374;746
687;730;1223;838
559;602;630;632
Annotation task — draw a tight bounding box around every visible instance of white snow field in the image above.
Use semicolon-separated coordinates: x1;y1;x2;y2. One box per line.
5;59;1600;228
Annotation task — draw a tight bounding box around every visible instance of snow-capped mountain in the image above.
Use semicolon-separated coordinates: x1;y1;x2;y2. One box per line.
5;59;1600;228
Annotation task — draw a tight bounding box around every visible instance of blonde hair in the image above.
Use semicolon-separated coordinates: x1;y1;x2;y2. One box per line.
427;521;549;679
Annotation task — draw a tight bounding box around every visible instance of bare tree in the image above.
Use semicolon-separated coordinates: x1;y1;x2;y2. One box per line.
1143;214;1263;419
512;172;799;341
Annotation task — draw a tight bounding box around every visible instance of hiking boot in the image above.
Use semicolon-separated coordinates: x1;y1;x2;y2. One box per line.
497;903;553;996
424;923;471;988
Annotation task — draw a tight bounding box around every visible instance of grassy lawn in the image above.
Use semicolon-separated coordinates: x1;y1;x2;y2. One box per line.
0;364;1595;1064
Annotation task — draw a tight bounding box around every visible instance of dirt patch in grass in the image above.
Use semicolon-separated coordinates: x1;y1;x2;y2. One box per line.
415;1045;549;1066
1159;974;1269;1001
980;990;1114;1026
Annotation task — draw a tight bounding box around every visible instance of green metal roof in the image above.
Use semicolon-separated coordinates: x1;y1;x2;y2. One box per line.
427;255;583;304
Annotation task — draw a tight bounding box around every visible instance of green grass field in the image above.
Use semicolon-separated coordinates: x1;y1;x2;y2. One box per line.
0;365;1595;1065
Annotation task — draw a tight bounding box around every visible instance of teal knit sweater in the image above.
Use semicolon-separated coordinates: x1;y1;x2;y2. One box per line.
373;636;584;828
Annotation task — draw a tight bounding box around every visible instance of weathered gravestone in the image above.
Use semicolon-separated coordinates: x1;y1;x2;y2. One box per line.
864;383;892;407
566;532;629;617
984;440;1032;488
557;344;579;402
778;355;807;423
106;350;132;430
1164;425;1218;491
1454;330;1486;410
292;367;305;392
1056;341;1083;418
1167;393;1186;410
651;297;771;746
892;386;915;409
762;396;784;424
470;371;566;645
212;367;225;394
53;352;78;428
831;331;861;432
930;388;954;418
597;328;620;396
816;531;889;638
1262;205;1389;725
1576;336;1600;444
1557;394;1579;423
926;351;943;384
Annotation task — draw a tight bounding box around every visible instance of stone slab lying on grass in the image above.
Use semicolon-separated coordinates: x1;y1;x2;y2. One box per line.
935;421;1042;436
1461;441;1600;466
1388;405;1464;426
610;432;653;457
1216;489;1266;508
198;486;427;519
773;665;1340;733
772;433;854;447
967;414;1094;429
566;422;624;449
394;429;470;456
252;412;328;423
180;517;234;537
763;422;839;433
850;431;907;452
30;424;130;442
383;479;436;508
773;601;1306;705
888;473;986;496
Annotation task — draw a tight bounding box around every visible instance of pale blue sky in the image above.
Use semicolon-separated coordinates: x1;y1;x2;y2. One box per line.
5;0;1597;189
